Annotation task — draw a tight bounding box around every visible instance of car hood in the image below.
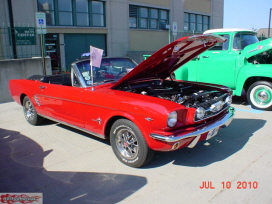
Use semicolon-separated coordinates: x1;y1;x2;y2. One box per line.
112;34;226;89
243;38;272;59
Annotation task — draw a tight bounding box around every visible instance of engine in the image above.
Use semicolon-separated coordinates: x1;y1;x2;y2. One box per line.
248;50;272;64
120;79;231;121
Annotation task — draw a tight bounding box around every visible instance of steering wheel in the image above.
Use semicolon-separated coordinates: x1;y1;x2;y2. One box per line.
116;71;128;78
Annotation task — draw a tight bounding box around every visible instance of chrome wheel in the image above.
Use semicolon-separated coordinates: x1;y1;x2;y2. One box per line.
248;81;272;111
23;96;44;125
115;127;139;160
24;100;35;120
110;119;154;167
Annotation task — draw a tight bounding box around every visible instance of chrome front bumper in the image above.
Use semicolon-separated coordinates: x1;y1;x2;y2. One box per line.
149;108;235;145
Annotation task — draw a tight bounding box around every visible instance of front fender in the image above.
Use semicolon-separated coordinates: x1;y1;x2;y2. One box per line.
235;64;272;96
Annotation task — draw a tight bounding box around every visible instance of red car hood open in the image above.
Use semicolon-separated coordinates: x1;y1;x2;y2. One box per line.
112;34;226;89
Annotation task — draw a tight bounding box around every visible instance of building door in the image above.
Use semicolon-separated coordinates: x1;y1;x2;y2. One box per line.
64;34;106;71
45;34;60;74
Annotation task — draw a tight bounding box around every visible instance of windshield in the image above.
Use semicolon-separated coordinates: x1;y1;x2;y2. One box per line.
74;58;137;86
233;33;259;50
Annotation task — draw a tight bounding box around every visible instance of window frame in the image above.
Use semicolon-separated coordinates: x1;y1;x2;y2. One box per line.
75;0;89;26
37;0;106;27
129;5;169;30
91;1;105;27
209;35;230;51
37;0;56;25
184;12;210;32
58;0;73;26
150;9;158;29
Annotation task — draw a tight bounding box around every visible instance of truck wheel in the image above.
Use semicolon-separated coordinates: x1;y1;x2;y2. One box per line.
247;81;272;111
23;96;44;125
110;119;154;168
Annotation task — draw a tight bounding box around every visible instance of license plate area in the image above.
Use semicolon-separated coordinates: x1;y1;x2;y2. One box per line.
206;127;219;140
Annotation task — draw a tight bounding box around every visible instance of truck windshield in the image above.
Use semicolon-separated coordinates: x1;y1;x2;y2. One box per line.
233;33;259;50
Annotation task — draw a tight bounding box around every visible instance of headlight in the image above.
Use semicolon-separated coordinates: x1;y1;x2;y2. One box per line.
225;95;232;105
167;111;177;127
195;107;205;120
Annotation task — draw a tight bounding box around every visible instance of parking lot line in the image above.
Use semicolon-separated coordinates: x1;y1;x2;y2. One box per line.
235;106;264;114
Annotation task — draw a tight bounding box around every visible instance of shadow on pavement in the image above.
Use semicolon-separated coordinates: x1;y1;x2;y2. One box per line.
0;128;147;204
232;95;249;106
145;118;266;168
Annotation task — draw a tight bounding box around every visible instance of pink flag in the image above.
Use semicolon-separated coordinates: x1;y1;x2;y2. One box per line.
90;46;104;67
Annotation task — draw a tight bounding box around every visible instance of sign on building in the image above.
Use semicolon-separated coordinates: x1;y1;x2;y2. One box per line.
172;22;178;36
15;27;36;45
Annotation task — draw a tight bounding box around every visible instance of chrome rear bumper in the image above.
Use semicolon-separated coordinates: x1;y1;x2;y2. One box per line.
149;108;235;144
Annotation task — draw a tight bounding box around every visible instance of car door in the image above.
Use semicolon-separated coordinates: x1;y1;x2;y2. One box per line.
37;81;84;128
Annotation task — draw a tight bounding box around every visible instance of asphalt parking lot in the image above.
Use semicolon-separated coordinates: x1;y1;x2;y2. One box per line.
0;96;272;204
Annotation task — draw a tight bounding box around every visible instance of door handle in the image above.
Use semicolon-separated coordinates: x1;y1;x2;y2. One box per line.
39;86;46;89
202;56;209;58
193;56;200;60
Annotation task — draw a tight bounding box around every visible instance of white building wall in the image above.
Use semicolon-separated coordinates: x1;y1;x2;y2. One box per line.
10;0;37;25
171;0;184;32
211;0;224;29
107;0;130;57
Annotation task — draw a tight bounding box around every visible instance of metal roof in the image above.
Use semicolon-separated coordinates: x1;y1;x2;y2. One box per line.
204;28;255;34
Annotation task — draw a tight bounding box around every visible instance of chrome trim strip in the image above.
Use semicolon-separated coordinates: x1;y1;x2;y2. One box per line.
149;108;235;143
39;114;105;139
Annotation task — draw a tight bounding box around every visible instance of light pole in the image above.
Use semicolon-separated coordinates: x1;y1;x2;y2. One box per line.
268;8;272;38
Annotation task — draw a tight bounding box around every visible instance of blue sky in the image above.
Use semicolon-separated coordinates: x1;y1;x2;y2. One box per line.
224;0;272;30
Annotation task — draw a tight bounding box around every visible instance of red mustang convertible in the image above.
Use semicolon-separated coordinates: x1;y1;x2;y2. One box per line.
9;34;235;167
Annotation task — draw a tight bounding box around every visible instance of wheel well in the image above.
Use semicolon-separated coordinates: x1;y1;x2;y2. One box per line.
20;94;27;105
104;116;129;140
243;77;272;92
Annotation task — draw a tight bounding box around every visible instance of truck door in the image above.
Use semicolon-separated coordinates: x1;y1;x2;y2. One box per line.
196;35;237;89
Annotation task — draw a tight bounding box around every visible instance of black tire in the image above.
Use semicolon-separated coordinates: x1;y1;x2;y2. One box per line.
247;81;272;111
23;96;44;125
110;119;154;168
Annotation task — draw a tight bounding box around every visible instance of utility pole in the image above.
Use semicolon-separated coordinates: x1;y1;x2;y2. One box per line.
268;8;272;38
7;0;17;59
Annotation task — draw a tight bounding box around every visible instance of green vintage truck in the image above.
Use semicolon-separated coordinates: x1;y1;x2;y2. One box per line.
174;28;272;110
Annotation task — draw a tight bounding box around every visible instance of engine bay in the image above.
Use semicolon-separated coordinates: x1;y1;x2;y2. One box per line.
120;79;230;111
248;49;272;64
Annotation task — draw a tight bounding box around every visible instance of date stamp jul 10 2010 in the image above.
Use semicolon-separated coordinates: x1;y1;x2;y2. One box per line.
199;181;259;189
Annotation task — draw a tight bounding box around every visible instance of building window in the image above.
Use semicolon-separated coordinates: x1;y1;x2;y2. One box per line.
190;14;196;31
58;0;73;25
129;5;169;30
160;10;167;27
37;0;55;25
140;8;148;28
203;16;209;31
76;0;89;26
129;5;137;28
92;1;104;27
184;13;189;31
184;12;210;32
197;15;202;32
37;0;105;27
150;9;158;29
